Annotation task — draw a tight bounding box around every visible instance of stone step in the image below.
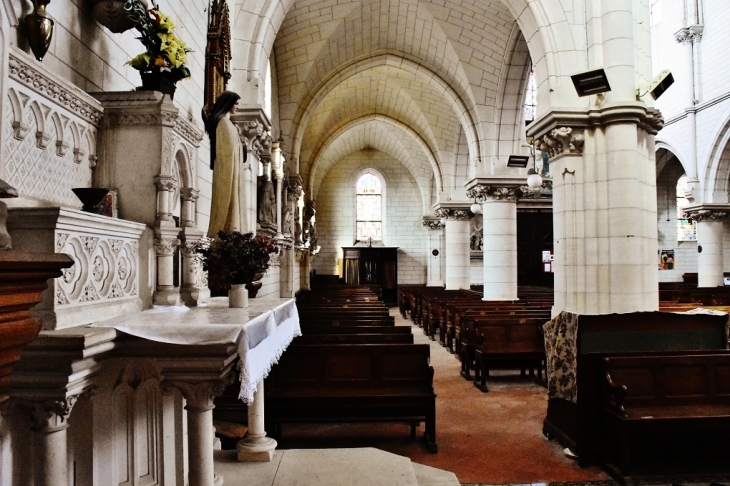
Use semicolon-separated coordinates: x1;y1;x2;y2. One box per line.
214;447;460;486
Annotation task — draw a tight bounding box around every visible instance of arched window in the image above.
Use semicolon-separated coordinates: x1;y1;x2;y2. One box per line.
676;174;697;241
524;68;537;125
356;171;383;242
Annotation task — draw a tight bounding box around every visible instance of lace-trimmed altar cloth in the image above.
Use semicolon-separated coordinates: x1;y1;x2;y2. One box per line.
90;297;301;404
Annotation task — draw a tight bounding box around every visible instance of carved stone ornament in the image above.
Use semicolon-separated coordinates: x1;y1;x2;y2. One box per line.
180;188;200;202
154;175;177;192
240;120;273;159
422;218;444;230
686;209;728;222
8;52;104;126
675;25;704;44
288;175;304;201
434;208;471;221
538;127;585;159
153;237;179;256
466;185;521;203
9;395;82;431
161;373;236;412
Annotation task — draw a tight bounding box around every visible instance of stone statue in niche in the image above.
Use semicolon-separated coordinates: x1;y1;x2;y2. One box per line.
470;214;483;251
294;205;302;245
257;175;276;225
302;200;316;245
282;206;293;236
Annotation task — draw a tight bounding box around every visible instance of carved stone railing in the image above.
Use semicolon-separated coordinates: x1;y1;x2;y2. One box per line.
7;208;147;330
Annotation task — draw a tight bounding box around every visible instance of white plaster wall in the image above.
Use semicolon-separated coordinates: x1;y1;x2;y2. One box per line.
311;150;427;285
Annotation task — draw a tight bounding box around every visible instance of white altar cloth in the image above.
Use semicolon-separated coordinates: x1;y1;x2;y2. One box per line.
90;298;301;404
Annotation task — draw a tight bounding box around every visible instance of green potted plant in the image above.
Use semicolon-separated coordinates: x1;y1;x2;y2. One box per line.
123;0;191;99
196;231;279;307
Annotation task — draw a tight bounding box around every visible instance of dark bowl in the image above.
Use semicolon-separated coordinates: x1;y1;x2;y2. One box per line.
72;188;109;213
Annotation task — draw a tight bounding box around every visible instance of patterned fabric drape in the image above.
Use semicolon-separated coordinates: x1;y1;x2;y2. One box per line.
543;311;579;403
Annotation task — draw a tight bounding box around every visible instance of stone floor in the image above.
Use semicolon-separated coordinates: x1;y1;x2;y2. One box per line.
214;447;460;486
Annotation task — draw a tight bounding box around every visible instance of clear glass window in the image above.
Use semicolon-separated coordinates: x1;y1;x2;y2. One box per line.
676;174;697;241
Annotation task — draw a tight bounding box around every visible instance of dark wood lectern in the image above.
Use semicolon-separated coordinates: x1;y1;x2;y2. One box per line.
342;246;398;303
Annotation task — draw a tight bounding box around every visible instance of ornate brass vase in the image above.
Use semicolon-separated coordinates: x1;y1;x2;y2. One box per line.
25;0;54;61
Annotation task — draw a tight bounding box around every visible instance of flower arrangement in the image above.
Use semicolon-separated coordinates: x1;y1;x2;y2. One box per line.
123;0;191;83
196;231;279;286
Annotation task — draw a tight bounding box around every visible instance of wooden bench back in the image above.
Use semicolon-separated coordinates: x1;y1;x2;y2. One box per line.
301;325;409;334
268;343;433;390
603;352;730;410
295;333;414;344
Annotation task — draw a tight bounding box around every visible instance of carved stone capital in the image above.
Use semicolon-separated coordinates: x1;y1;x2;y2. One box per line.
422;218;444;230
536;127;585;160
180;188;200;202
161;374;235;413
11;395;80;432
154;175;177;192
466;185;521;202
686;209;728;222
154;237;179;256
675;25;704;44
434;208;472;221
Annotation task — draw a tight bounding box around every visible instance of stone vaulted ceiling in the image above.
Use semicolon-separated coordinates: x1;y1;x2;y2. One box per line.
274;0;522;200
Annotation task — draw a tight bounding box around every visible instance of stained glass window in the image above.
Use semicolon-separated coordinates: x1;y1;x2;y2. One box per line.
524;68;538;124
676;174;697;241
356;173;382;241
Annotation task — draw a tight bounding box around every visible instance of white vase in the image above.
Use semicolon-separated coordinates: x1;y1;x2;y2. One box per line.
229;284;248;308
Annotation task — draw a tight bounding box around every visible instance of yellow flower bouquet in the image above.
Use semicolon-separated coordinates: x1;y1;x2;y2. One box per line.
123;1;191;83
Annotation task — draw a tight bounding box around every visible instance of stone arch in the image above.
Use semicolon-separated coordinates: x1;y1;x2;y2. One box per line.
308;113;442;196
700;114;730;203
655;140;689;177
493;24;532;162
291;54;480;174
309;115;435;213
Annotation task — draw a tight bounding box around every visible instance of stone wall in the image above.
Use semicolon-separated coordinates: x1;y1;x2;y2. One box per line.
311;151;427;285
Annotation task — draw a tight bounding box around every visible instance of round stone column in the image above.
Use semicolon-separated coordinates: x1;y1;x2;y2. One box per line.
467;181;523;301
422;218;445;287
687;208;729;287
162;378;231;486
435;207;472;290
481;192;519;301
237;381;277;461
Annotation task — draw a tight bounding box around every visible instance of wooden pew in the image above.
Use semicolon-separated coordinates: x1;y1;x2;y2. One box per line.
602;352;730;476
265;343;438;452
301;325;412;335
295;333;414;344
458;315;549;381
542;311;730;467
471;319;546;392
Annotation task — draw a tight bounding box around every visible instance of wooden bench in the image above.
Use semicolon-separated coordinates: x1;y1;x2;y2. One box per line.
458;316;548;381
301;325;411;335
542;311;730;467
471;320;546;392
265;343;438;452
602;352;730;475
295;333;414;344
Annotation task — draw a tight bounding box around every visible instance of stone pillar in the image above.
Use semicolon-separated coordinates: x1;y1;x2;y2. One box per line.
524;1;661;315
299;250;311;290
422;218;445;287
180;188;200;228
162;379;231;486
685;206;729;287
155;176;177;226
11;396;79;486
467;180;523;301
435;205;471;290
180;230;210;306
237;381;277;462
153;233;181;305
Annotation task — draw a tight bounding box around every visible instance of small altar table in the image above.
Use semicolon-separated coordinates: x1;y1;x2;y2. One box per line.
93;297;301;404
91;297;301;484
